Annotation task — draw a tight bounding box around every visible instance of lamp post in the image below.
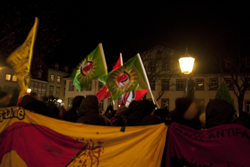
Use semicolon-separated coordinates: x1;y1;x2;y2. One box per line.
179;48;195;97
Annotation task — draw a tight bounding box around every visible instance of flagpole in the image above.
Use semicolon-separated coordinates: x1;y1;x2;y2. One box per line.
137;53;160;108
99;43;108;74
112;53;124;109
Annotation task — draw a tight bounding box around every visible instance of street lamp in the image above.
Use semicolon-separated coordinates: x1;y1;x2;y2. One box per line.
57;99;62;106
27;88;31;94
179;48;195;97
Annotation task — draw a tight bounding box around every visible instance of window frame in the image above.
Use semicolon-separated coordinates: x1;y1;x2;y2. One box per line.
5;74;12;81
12;74;18;82
161;98;169;110
69;81;74;91
195;78;204;91
224;78;234;90
57;76;61;84
162;79;169;91
209;78;218;91
50;74;55;82
176;79;185;91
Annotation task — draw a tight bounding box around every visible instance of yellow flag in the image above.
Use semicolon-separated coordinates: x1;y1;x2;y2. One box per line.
0;106;167;167
6;17;39;97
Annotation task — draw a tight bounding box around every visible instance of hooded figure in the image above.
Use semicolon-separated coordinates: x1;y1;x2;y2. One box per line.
127;100;162;126
76;95;111;126
64;96;85;122
205;99;236;128
169;97;201;130
18;95;49;116
110;106;130;126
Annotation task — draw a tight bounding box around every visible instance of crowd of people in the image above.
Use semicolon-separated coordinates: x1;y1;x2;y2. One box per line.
1;89;250;130
1;90;250;166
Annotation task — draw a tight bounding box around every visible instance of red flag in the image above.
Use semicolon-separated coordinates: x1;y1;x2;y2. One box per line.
95;56;122;102
123;90;148;107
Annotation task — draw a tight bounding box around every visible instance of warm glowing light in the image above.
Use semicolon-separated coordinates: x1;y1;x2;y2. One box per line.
27;88;31;93
179;57;195;74
57;99;62;103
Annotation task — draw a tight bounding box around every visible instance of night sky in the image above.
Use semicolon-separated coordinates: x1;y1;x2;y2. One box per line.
1;1;249;71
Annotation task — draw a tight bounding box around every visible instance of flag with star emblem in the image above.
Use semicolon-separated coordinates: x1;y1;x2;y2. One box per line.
95;55;122;102
98;54;148;100
71;43;108;91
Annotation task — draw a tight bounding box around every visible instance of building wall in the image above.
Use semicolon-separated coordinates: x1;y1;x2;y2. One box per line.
0;66;18;94
145;74;250;114
47;68;69;105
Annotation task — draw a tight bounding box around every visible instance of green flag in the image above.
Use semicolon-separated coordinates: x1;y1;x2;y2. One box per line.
98;54;148;100
71;43;108;91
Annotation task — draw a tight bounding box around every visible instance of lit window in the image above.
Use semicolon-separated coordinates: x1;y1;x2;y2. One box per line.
196;78;204;91
5;74;11;81
50;75;54;82
57;76;61;84
12;75;17;82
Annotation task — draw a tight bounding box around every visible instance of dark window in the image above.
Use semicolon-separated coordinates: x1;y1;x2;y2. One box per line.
224;78;234;90
246;100;250;113
49;86;54;95
149;62;156;72
69;81;74;91
209;78;218;90
162;79;169;91
195;78;204;91
162;61;169;71
86;82;92;91
99;82;103;89
150;81;155;91
68;98;73;108
176;79;185;91
56;87;60;97
161;99;169;111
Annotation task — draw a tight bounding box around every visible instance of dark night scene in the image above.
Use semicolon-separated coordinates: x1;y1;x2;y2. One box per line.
0;1;250;167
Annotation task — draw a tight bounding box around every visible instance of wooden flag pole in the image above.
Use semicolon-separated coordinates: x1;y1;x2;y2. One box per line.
137;53;160;108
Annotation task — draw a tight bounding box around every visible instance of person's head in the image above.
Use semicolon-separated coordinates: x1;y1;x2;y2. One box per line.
78;95;99;116
170;97;201;129
0;91;10;107
134;100;156;116
154;107;169;122
72;96;85;116
19;95;49;116
205;99;236;128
